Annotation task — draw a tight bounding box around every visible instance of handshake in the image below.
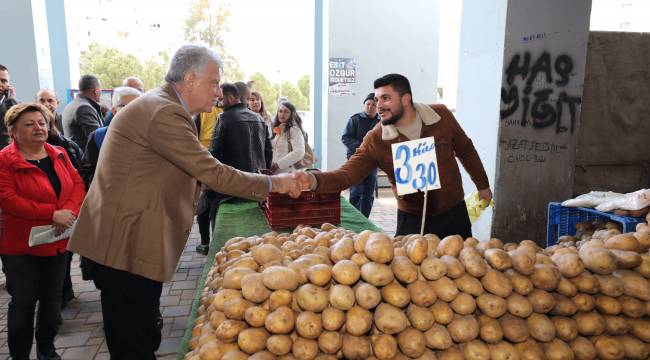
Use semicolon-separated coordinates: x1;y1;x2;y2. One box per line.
269;171;318;198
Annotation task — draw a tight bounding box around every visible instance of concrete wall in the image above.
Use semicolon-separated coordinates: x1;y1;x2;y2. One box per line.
320;0;440;170
574;32;650;195
455;0;508;240
46;0;72;111
492;0;592;245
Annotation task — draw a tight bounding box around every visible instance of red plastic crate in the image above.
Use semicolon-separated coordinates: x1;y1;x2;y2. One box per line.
261;191;341;230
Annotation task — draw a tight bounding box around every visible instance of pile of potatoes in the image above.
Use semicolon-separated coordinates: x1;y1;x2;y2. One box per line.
184;221;650;360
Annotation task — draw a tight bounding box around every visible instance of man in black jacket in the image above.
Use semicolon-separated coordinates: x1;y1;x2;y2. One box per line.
62;75;104;148
341;92;381;217
193;83;271;255
0;64;18;149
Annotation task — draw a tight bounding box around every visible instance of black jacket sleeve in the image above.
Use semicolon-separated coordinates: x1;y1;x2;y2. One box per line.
79;131;100;190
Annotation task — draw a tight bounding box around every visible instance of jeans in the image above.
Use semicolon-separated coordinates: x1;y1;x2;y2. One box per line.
349;167;378;217
1;252;67;359
90;260;162;360
396;200;472;238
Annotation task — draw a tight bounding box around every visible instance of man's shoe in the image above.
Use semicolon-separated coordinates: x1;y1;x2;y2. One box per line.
195;244;209;255
37;350;62;360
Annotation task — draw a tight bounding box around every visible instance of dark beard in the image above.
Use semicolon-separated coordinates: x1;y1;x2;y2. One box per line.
380;105;403;126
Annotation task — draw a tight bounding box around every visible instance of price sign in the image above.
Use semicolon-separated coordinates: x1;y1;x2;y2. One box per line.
391;137;441;196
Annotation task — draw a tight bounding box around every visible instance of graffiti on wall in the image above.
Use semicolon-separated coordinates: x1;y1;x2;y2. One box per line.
500;138;568;163
500;51;582;134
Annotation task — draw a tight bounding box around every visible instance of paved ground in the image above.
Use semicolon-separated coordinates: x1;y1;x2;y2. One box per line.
0;188;396;359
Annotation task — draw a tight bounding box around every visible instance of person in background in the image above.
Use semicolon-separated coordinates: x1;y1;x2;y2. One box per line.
0;64;19;149
296;73;492;238
103;76;145;127
249;91;273;138
36;89;64;137
271;101;306;173
234;81;250;105
342;92;381;217
67;45;301;359
0;103;85;360
79;86;142;188
62;75;103;149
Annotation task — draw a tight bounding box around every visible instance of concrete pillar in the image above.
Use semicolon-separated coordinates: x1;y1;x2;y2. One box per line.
315;0;440;170
494;0;592;244
45;0;72;111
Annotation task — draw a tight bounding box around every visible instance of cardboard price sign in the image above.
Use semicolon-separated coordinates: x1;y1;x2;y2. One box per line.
391;137;441;196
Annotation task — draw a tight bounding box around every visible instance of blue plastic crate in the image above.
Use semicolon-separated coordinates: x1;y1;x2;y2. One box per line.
546;202;646;246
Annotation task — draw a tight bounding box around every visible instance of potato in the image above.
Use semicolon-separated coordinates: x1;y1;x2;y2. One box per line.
374;303;408;335
264;306;295;334
448;315;479;343
331;260;360;285
478;314;503;344
437;235;464;257
570;271;599;294
604;233;640;252
364;233;394;264
329;284;355;310
573;311;605;336
330;237;354;262
370;333;398;360
465;237;480;247
263;266;300;291
570;336;597;360
360;262;394;286
613;269;650;301
627;318;650;342
430;276;459;302
484;248;512;271
294;311;322;339
481;268;512;297
224;297;253;320
571;293;595;312
212;289;243;312
550;293;577;316
397;327;426;358
506;293;532;318
550;248;583;278
476;238;504;255
514;339;545;360
487;341;519;360
616;334;650;360
241;273;272;304
595;295;621;315
592;335;625;360
269;289;293;310
526;289;555;314
295;284;329;312
380;281;410;308
529;264;561;291
441;255;465;279
252;243;283;265
459;247;488;277
611;249;642;268
633;253;650;277
306;264;332;286
238;327;269;354
391;256;418;284
476;293;507;318
430;300;454;325
267;335;293;355
449;293;475;315
406;236;428;264
355;282;381;309
618;295;645;318
511;247;536;275
424;323;453;350
602;315;630;336
594;274;624;298
407;280;437;307
420;255;447;280
222;349;251;360
578;241;616;274
354;230;373;253
316;331;342;355
454;273;484;296
543;338;574;360
292;336;319;360
350;252;370;267
552;316;578;341
345;306;372;336
223;267;256;290
460;339;490;360
504;269;533;295
321;307;345;331
500;314;529;343
407;304;434;332
526;313;555;342
209;311;227;330
216;320;248;343
341;335;372;360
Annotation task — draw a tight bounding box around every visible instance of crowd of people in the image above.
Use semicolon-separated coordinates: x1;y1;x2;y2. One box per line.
0;43;493;359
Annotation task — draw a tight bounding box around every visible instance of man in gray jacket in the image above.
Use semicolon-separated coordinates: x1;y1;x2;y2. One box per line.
62;75;104;148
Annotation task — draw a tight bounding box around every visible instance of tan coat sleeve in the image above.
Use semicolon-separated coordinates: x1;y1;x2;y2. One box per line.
148;105;269;201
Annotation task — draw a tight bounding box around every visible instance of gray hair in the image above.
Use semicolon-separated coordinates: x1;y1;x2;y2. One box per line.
164;45;224;83
111;86;142;108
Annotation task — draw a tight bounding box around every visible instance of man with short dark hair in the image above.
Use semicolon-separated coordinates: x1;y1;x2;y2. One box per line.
297;73;492;238
62;75;103;148
234;81;251;105
36;89;64;136
0;64;18;149
342;92;381;217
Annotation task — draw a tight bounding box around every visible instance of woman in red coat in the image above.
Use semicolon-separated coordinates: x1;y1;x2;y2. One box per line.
0;103;85;360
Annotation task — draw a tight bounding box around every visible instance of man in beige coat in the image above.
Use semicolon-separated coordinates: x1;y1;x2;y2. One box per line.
68;45;300;359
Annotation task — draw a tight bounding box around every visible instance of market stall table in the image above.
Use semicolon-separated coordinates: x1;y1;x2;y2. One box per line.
178;196;383;358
